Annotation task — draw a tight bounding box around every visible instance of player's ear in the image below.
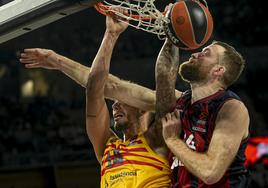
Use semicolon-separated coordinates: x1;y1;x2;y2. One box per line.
213;65;225;77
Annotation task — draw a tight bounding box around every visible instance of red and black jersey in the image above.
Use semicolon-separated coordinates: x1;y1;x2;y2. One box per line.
169;89;249;188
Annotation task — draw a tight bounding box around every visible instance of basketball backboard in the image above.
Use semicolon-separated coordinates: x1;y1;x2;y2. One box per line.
0;0;101;44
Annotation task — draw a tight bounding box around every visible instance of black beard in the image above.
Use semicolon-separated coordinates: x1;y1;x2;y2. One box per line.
179;62;207;83
114;122;129;132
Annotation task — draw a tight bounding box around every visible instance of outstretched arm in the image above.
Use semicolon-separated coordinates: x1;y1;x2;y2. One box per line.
20;50;155;112
162;100;249;184
20;48;91;87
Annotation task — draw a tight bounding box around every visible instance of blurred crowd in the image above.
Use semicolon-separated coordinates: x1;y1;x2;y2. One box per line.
0;96;93;166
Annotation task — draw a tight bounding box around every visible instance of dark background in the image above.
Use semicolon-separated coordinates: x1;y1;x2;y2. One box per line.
0;0;268;187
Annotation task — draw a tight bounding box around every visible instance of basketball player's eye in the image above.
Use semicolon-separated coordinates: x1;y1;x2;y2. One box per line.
203;50;210;56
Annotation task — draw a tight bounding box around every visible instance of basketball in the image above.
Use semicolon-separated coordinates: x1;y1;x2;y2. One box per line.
164;0;213;50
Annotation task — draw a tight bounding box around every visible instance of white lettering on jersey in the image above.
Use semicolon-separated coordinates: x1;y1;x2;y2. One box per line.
186;134;196;150
171;134;196;169
171;156;178;169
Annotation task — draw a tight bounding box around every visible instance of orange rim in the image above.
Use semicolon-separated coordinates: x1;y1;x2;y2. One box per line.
94;3;167;21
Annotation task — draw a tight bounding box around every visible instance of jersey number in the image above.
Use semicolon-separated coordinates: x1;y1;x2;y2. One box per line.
186;134;196;150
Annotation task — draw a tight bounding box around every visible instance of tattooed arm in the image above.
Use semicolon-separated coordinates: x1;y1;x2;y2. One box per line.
155;39;181;120
144;39;181;157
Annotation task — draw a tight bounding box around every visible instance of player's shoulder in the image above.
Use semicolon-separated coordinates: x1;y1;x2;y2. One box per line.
223;98;246;109
220;99;248;118
217;98;249;138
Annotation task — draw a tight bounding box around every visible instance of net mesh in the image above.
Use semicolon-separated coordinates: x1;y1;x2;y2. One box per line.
95;0;170;38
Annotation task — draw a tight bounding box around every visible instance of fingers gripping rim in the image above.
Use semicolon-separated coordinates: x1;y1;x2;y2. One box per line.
95;2;153;20
94;0;212;42
95;0;169;20
94;0;169;36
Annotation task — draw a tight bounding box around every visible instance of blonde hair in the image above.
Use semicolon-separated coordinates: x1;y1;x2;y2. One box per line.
213;41;245;87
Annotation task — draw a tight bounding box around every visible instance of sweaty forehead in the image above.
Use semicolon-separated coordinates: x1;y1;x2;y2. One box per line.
203;44;226;58
203;44;219;51
214;44;226;55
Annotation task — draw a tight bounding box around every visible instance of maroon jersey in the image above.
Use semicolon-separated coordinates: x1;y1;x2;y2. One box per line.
169;89;249;188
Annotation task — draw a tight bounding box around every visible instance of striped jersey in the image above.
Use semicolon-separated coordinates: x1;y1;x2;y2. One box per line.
170;89;249;188
101;134;171;188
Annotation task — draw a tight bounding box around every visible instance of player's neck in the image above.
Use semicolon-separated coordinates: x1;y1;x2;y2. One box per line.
190;82;224;104
123;124;139;141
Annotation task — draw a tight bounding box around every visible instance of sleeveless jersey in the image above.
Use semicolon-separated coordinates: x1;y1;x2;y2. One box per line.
169;89;249;188
101;134;171;188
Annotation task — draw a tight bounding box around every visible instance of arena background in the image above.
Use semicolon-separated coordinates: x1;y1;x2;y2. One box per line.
0;0;267;187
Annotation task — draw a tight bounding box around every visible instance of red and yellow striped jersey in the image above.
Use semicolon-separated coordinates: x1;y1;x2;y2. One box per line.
101;134;171;188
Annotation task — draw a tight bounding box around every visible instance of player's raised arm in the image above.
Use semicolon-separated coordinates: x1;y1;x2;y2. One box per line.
155;39;181;120
85;9;128;163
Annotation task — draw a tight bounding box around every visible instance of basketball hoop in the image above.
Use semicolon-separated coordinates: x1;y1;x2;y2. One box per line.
95;0;213;50
94;0;170;39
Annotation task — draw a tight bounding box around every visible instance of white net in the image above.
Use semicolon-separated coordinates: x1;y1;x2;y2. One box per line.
95;0;170;39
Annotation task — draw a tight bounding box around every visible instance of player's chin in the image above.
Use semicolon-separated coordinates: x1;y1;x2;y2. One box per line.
114;122;128;132
180;60;191;67
186;58;197;64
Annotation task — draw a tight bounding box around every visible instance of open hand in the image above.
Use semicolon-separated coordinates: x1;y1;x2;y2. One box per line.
20;48;59;70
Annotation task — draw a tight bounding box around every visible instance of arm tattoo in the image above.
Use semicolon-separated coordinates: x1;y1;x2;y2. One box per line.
155;41;180;121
